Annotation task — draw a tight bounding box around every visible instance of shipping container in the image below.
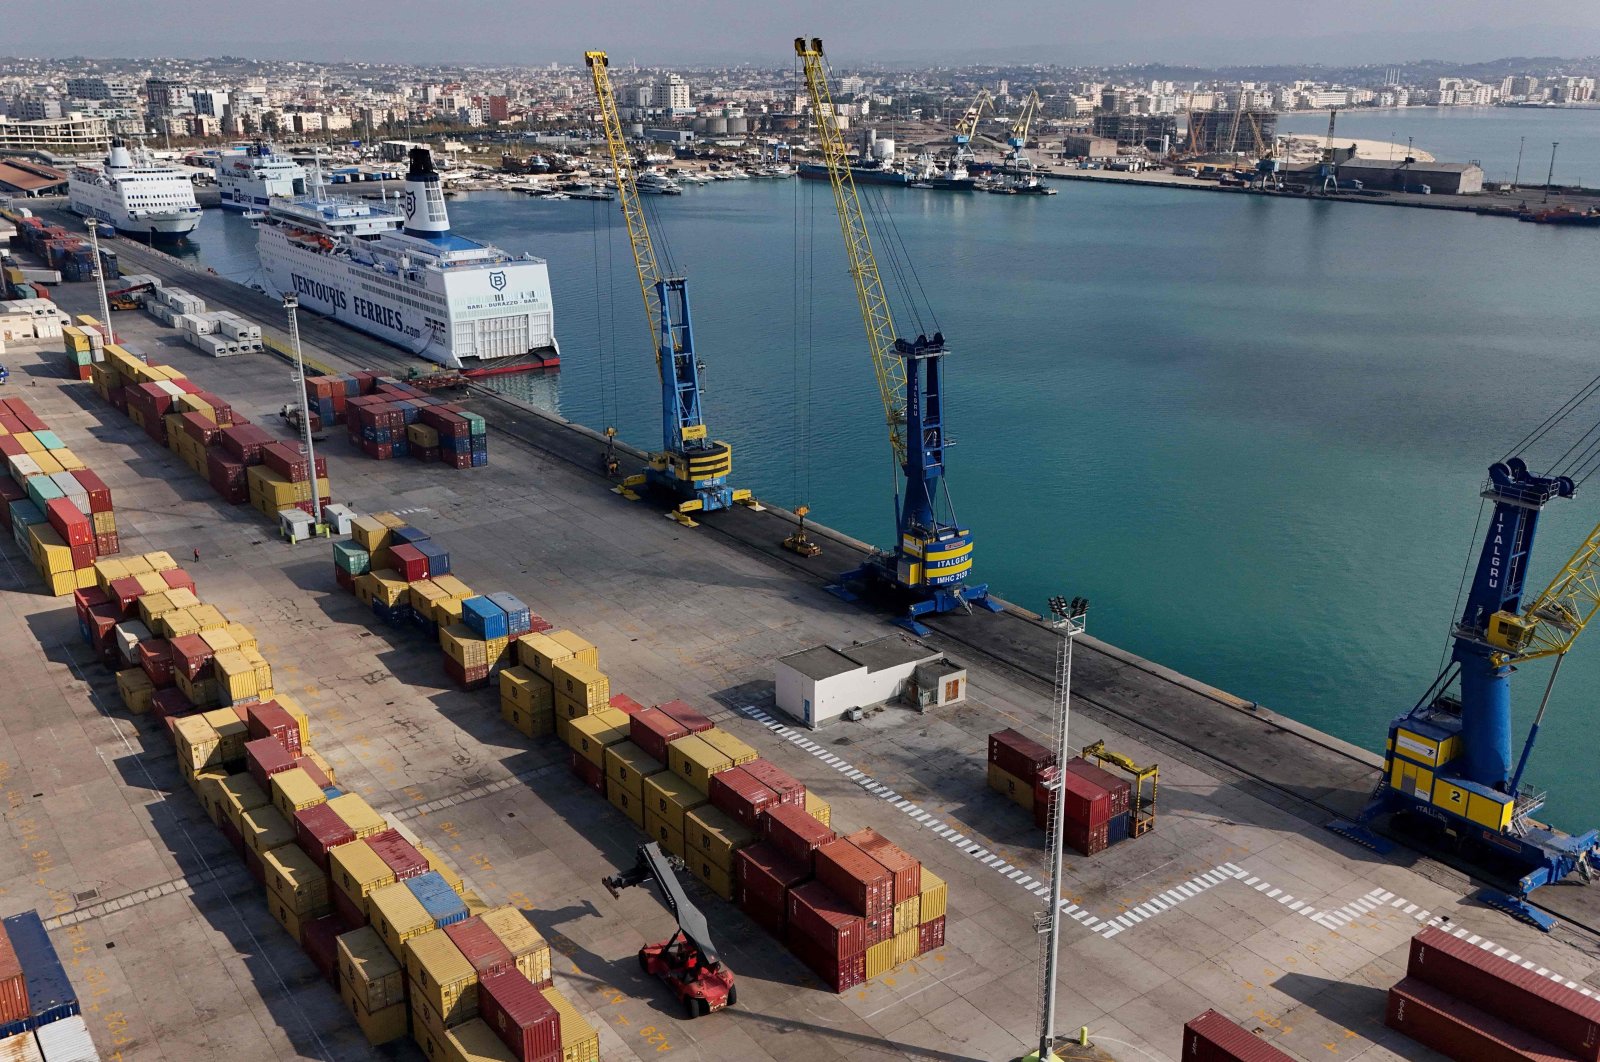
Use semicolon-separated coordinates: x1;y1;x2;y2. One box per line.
445;1018;519;1062
406;928;479;1028
988;762;1034;810
295;802;356;869
628;708;688;764
1063;817;1110;856
736;842;809;934
742;759;806;807
480;906;553;988
786;880;866;960
667;734;734;793
407;871;469;928
331;839;395;911
31;1013;95;1060
1386;977;1572;1062
604;741;665;800
338;926;405;1013
444;917;517;979
565;708;629;768
367;829;429;881
263;843;331;916
641;769;708;836
302;913;343;984
367;881;436;961
327;792;387;839
847;828;922;903
1061;757;1132;818
1;913;77;1031
240;805;297;855
814;839;894;917
918;869;948;923
698;728;758;767
0;918;24;1028
478;968;561;1061
1408;926;1600;1061
763;803;836;869
271;767;328;820
918;915;945;953
1182;1009;1296;1062
709;765;779;829
1052;767;1112;828
339;970;408;1046
684;805;754;873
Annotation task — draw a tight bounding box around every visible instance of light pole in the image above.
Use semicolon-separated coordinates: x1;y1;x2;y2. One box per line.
282;293;323;527
1544;141;1560;204
1034;594;1089;1062
84;218;114;343
1513;135;1525;189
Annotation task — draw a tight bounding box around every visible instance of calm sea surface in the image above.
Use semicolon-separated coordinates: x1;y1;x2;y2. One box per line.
183;158;1600;827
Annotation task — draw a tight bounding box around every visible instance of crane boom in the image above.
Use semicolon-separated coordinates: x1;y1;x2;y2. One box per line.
794;41;907;464
1007;90;1040;150
1489;519;1600;664
955;88;993;145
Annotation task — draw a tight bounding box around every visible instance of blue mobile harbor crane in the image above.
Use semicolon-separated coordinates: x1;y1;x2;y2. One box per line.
1332;457;1600;929
796;38;1004;635
586;51;749;527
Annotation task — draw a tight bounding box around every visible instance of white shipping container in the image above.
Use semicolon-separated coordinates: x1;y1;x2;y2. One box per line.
32;1014;100;1061
0;1028;45;1062
115;621;152;666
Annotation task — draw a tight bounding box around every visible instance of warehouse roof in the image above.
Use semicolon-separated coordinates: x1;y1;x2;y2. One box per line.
0;160;67;193
780;645;861;681
1339;158;1482;173
841;634;940;674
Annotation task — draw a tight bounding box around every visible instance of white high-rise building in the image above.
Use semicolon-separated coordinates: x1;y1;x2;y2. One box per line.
654;74;690;114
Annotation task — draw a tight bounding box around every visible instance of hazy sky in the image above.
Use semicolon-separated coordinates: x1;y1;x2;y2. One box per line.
14;0;1600;66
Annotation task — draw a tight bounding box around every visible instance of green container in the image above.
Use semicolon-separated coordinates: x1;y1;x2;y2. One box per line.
26;475;64;510
332;540;370;575
462;412;486;436
33;430;63;450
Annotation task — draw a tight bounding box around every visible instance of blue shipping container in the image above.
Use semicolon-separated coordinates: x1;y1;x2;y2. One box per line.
471;452;489;468
405;871;468;927
486;592;531;637
389;525;430;546
462;596;508;640
2;911;80;1033
414;540;451;576
323;787;343;799
1107;812;1130;846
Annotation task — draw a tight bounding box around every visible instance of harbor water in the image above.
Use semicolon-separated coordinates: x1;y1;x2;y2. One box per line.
184;167;1600;829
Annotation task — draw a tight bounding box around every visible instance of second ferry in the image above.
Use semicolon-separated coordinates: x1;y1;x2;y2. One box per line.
212;141;308;211
255;147;558;371
68;140;202;241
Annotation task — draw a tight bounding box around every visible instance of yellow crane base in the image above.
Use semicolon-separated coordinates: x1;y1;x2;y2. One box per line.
611;485;641;501
783;533;822;558
667;511;700;528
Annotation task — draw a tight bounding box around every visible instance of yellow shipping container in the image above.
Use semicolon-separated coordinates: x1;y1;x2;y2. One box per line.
224;621;256;652
405;928;478;1029
643;809;685;859
193;768;230;824
499;666;554;713
892;928;919;967
642;770;707;835
189;604;228;631
515;631;582;680
684;806;753;874
174;668;219;710
554;690;594;722
865;938;895;981
267;887;303;943
271;767;328;820
28;524;72;575
14;431;41;452
445;1020;517;1062
411;987;448;1045
200;707;249;764
540;988;599;1062
73;567;96;592
173;714;222;772
91;510;116;536
40;569;77;597
412;1020;446;1062
369;572;410;608
552;658;609;711
699;728;758;768
132;571;167;596
687;853;735;901
434;594;468;628
666;734;733;795
479;905;551;987
351;515;390;553
93;556;129;589
806;791;831;828
430;573;474;598
440;624;488;668
339;972;408;1046
604;741;664;801
31;452;62;476
53;449;84;472
373;511;408;530
332;839;396;908
352;572;380;606
918;870;947;923
987;762;1033;811
550;630;598;667
499;696;554;739
339;925;406;1012
275;692;311;748
368;881;436;962
159;606;202;640
214;648;263;704
893;897;921;936
408;578;447;616
566;708;630;767
460;889;491;918
328;793;387;839
116;668;154;714
218;773;269;832
607;782;645;828
240;805;297;854
264;844;331;916
304;747;337;785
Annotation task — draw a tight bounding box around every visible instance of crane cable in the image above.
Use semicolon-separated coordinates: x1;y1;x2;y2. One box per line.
1502;367;1600;467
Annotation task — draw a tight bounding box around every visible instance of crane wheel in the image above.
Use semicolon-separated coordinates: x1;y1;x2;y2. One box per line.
727;985;738;1006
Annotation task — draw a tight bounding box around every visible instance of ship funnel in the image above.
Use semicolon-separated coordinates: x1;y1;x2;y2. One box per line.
107;140;133;170
401;147;451;238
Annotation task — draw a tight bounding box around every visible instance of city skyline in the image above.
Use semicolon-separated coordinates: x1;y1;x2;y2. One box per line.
8;0;1600;67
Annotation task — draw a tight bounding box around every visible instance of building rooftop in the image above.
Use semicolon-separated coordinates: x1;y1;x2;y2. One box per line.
780;644;861;681
1340;157;1482;173
0;161;67;193
841;634;940;673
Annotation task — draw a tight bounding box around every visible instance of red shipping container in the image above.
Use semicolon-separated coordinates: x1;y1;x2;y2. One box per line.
220;423;274;464
207;450;247;504
46;497;90;545
1409;926;1600;1061
1387;977;1573;1062
70;469;113;513
301;914;343;984
709;766;779;830
918;916;945;954
479;968;563;1062
443;656;489;690
608;693;644;715
846;828;921;903
629;708;688;764
741;890;787;940
1063;817;1110;856
161;568;196;594
0;920;26;1027
94;532;119;557
763;804;836;869
444;917;517;977
87;605;120;657
247;701;303;758
245;845;266;886
69;539;96;570
294;755;332;790
789;931;866;993
743;759;806;808
246;737;294;791
168;633;214;682
0;437;21;459
333;885;366;931
294;803;355;870
569;749;605;795
735;843;809;915
367;829;428;880
389;543;429;582
989;728;1056;784
335;568;355;591
1051;767;1111;828
1183;1009;1297;1062
1061;757;1131;818
361;441;394;461
151;688;194;725
654;699;714;734
786;881;866;960
220;816;247;860
74;585;110;619
445;450;471;469
814;839;893;917
138;638;174;687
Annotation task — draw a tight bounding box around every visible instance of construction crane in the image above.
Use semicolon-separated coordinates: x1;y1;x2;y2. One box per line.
1332;455;1600;930
796;37;1002;634
585;50;750;527
1003;90;1042;173
950;88;993;165
1316;107;1340;193
603;842;737;1017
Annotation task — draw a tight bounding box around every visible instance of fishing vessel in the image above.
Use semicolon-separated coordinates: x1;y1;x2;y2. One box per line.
213;141;308;211
255;147;558;370
68;141;201;241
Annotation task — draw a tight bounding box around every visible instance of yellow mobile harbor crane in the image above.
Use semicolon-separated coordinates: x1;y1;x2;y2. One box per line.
796;38;1002;634
586;50;749;526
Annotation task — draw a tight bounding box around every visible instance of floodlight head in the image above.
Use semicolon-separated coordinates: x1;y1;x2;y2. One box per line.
1047;595;1069;620
283;292;299;310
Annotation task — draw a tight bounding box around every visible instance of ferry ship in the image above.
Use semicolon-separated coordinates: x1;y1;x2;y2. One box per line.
68;141;201;241
213;141;308;211
256;147;558;370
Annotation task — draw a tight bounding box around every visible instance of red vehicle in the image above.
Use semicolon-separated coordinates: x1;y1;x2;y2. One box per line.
603;843;737;1018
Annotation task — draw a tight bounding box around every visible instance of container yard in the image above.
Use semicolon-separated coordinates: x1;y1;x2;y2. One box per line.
6;226;1600;1062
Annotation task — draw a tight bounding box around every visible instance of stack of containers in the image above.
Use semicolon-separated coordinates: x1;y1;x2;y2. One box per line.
989;729;1133;855
986;728;1054;813
304;371;489;468
0;396;121;595
86;344;331;522
1387;925;1600;1061
60;322;105;380
0;911;81;1047
1182;1010;1296;1061
64;552;598;1059
183;310;264;357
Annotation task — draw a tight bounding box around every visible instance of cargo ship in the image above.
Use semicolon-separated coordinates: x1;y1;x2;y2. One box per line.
798;154;976;190
255;147;558;371
68;141;202;242
212;141;308;211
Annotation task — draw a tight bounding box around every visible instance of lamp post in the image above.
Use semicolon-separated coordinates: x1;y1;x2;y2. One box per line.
1034;594;1089;1062
282;293;322;527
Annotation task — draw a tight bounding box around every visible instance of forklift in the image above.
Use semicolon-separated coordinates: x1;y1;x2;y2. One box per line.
602;843;737;1018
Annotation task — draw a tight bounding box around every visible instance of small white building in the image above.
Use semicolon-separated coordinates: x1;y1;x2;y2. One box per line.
775;634;968;729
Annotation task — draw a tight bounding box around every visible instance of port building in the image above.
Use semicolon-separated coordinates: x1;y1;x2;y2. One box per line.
776;635;967;728
0;113;110;154
1331;157;1486;194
